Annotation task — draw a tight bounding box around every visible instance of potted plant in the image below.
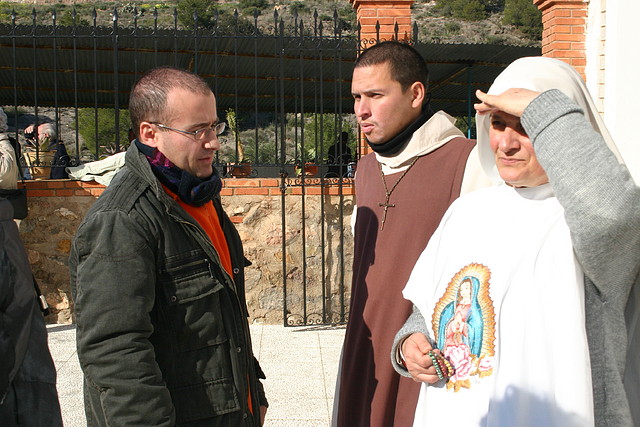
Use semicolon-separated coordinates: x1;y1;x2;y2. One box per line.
225;108;253;177
294;144;318;177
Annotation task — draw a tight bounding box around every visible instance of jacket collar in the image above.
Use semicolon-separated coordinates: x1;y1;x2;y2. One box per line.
375;110;465;174
124;142;200;222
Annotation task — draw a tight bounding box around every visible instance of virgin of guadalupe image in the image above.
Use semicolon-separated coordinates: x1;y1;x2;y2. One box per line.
432;263;495;391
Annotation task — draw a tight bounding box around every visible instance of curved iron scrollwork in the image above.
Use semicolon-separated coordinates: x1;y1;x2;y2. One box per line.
285;177;324;187
358;35;414;51
284;176;354;188
286;313;347;327
286;313;325;326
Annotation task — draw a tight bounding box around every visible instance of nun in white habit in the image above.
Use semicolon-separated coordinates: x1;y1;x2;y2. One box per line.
392;56;640;427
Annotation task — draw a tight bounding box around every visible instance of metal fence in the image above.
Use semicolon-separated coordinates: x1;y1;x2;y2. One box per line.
0;6;360;175
0;6;360;326
0;7;540;325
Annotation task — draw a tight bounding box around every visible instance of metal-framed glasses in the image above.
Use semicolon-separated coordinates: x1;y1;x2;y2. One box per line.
151;122;226;141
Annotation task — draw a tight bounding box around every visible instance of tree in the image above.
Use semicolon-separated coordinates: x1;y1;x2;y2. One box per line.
459;0;486;21
238;0;268;16
76;108;131;159
175;0;256;33
435;0;487;21
503;0;542;39
303;114;354;164
176;0;220;29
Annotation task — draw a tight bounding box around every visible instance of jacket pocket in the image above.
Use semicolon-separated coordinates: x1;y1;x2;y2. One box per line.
170;378;241;423
159;250;229;351
157;250;239;414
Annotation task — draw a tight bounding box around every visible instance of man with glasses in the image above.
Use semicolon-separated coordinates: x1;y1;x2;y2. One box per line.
70;66;268;426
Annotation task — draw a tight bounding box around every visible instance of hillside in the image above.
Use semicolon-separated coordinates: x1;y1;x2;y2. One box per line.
0;0;540;47
412;1;538;46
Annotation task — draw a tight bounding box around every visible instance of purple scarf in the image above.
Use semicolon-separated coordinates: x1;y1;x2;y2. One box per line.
135;140;222;207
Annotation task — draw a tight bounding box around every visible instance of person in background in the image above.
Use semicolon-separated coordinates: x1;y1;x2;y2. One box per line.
23;122;70;179
333;41;489;427
392;57;639;426
0;198;63;426
0;108;19;190
70;66;268;426
326;131;353;178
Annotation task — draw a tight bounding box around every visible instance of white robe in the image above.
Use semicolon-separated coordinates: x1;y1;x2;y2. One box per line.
403;183;594;427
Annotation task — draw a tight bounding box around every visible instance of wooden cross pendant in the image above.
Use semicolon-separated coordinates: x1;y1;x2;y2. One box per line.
379;199;395;230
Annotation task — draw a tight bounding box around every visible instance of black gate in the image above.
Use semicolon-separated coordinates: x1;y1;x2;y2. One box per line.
280;175;354;326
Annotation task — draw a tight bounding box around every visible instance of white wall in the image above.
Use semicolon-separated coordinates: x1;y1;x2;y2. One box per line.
585;0;604;113
586;0;640;183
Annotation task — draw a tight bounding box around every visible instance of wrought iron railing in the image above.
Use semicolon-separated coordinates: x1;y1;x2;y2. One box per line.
0;6;360;178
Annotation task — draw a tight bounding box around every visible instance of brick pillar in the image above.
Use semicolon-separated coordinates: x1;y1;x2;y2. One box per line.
534;0;588;78
350;0;415;155
350;0;414;44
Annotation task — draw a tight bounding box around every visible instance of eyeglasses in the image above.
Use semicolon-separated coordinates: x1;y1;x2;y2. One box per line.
151;122;226;141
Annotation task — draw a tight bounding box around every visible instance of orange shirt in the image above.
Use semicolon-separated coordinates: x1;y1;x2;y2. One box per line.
161;185;254;414
161;185;232;276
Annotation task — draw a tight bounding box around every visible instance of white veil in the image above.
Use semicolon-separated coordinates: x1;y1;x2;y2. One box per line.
475;56;625;184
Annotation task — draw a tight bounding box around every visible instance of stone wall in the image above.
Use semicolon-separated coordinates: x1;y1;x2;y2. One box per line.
21;178;355;325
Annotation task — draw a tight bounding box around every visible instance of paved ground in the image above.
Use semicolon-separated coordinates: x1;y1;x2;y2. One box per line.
48;323;345;427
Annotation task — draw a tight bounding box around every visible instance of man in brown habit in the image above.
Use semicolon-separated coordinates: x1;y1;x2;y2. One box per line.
332;41;489;427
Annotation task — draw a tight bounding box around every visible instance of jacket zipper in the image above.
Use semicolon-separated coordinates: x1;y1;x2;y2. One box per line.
169;211;257;419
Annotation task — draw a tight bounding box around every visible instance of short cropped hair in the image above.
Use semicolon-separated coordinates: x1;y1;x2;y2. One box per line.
354;41;429;92
39;122;57;139
129;66;213;137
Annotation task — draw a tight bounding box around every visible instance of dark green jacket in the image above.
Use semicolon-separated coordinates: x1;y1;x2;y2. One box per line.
0;199;62;426
70;143;266;426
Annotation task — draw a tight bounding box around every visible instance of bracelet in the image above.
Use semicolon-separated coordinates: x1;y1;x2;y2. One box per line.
398;340;408;368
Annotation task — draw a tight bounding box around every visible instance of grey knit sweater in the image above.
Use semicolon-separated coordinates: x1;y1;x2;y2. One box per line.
392;90;640;427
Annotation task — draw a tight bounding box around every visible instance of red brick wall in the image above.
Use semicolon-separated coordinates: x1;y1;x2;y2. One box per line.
26;180;106;198
535;0;588;78
27;178;355;211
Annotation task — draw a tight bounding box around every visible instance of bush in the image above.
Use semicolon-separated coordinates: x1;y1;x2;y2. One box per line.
444;21;460;34
486;0;505;13
76;108;131;159
239;132;277;164
289;1;309;16
303;114;354;163
238;0;267;17
176;0;257;33
176;0;220;29
436;0;487;21
455;115;476;139
458;0;486;20
57;10;90;26
238;0;269;9
238;0;267;10
485;34;511;44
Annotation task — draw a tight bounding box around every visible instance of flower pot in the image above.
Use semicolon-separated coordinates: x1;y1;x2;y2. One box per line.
24;150;55;180
228;163;253;178
295;163;318;177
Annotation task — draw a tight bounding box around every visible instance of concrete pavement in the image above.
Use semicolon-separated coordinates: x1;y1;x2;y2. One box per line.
47;323;346;426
